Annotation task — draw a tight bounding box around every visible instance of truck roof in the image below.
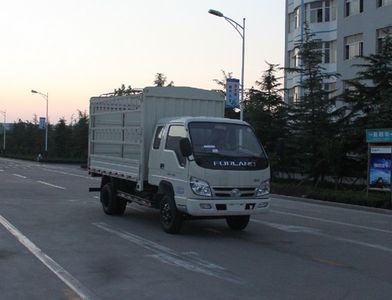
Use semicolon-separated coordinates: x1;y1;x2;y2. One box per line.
157;116;250;126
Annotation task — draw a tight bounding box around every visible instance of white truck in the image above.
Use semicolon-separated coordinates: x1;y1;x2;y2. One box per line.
88;86;270;233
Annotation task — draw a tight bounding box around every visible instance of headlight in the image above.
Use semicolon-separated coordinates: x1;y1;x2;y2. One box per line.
256;180;270;197
190;177;212;197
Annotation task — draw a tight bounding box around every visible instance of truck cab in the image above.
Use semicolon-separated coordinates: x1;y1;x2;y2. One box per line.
148;116;270;232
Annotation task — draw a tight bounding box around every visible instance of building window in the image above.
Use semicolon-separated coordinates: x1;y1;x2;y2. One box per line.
377;26;392;52
325;41;337;63
310;1;323;23
288;13;294;33
315;41;337;64
324;82;337;99
290;48;301;68
344;34;363;60
377;0;392;7
306;0;336;23
288;86;300;104
345;0;363;17
294;7;300;30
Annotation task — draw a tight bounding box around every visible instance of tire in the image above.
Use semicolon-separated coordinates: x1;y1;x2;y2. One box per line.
160;193;183;234
226;215;250;230
100;183;127;216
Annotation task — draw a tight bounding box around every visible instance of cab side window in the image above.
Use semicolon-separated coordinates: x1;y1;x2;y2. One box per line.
165;125;186;166
153;126;164;149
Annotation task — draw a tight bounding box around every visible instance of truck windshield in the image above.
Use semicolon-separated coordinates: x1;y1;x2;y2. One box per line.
188;122;267;160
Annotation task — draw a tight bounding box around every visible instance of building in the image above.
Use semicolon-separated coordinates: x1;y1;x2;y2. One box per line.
284;0;392;104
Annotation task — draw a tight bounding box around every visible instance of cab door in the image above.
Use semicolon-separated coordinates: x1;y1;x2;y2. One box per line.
160;125;189;200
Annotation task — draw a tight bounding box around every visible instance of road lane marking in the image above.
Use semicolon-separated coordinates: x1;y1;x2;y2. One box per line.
0;169;4;172
0;214;95;300
40;168;99;181
93;222;245;285
13;173;27;179
253;219;392;253
270;209;392;235
37;180;66;190
252;219;321;234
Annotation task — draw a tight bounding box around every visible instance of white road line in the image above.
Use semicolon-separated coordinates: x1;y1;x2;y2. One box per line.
0;169;4;172
93;222;245;285
0;214;95;300
13;173;27;179
252;219;392;253
41;168;99;181
37;181;66;190
270;209;392;235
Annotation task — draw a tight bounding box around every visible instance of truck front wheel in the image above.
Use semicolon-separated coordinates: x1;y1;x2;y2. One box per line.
226;215;250;230
101;183;127;216
160;194;183;234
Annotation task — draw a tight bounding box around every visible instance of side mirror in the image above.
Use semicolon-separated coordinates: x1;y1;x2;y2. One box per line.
179;138;193;157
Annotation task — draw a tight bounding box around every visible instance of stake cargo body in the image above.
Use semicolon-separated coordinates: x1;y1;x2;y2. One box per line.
89;87;224;190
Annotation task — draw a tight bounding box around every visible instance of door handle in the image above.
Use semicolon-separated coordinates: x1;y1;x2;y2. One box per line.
160;163;165;169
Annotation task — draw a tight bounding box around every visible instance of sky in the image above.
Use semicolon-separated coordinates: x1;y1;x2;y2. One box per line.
0;0;285;123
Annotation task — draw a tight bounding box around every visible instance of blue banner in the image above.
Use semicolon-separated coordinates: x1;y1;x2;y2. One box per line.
226;78;240;108
39;117;46;129
369;146;392;191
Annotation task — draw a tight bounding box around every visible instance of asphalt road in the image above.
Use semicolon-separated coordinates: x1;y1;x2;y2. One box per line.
1;157;392;300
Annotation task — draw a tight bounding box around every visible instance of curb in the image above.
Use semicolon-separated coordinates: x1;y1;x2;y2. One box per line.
271;193;392;216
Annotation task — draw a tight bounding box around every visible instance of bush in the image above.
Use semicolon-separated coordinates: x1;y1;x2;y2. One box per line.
271;179;391;209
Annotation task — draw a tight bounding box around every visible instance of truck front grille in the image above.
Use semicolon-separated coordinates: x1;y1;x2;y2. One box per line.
212;187;256;198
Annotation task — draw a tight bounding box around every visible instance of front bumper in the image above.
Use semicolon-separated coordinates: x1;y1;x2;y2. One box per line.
180;197;270;217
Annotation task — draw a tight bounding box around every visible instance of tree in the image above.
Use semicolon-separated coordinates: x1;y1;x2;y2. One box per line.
244;63;288;172
53;118;72;158
213;70;233;93
114;84;134;96
343;33;392;130
284;26;342;184
70;111;89;160
338;33;392;180
153;73;174;87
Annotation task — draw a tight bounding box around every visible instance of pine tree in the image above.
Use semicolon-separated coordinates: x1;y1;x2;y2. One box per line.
244;63;287;172
285;26;341;184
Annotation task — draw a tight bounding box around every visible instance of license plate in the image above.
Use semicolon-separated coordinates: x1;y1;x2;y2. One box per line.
227;203;245;211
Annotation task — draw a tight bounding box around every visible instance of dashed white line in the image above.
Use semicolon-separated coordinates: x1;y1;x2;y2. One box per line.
93;222;245;285
0;214;95;300
37;181;66;190
41;168;99;181
13;173;27;179
270;209;392;234
252;219;392;253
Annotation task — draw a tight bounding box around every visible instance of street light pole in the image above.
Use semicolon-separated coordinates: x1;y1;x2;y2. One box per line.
0;110;6;151
31;90;49;153
208;9;246;121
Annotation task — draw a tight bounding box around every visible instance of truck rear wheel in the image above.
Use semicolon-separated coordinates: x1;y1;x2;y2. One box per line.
160;194;183;234
226;215;250;230
101;183;127;216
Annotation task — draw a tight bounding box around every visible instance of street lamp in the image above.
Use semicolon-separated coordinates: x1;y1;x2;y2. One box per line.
0;110;6;151
31;90;49;153
209;9;245;121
